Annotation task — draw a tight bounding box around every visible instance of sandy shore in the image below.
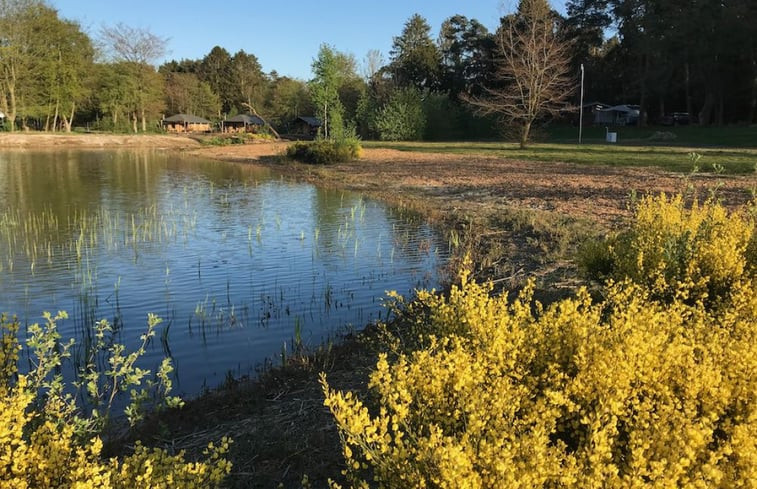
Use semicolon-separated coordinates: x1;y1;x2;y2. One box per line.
0;133;201;149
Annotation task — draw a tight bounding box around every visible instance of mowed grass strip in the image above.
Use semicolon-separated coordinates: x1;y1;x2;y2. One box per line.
365;137;757;175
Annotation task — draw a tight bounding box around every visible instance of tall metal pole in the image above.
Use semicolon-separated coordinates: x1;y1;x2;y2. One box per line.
579;63;585;145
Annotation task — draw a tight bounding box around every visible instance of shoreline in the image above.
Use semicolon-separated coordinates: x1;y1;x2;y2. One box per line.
5;133;757;487
0;132;201;149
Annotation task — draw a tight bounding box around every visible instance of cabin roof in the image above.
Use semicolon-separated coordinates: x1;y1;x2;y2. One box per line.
163;114;211;124
297;116;322;127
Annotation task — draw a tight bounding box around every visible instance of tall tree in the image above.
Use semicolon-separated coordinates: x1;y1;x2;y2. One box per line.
163;72;219;118
99;23;166;132
0;0;36;130
265;74;313;130
42;12;94;131
309;44;358;139
361;49;385;81
467;0;573;147
389;14;441;90
0;1;93;131
94;62;139;130
565;0;757;125
230;50;267;115
438;15;495;97
99;22;167;64
198;46;234;116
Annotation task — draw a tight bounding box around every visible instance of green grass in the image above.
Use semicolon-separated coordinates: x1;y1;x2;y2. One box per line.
545;124;757;147
364;128;757;175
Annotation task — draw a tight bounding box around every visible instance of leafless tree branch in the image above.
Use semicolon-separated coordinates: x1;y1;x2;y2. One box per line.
464;1;573;147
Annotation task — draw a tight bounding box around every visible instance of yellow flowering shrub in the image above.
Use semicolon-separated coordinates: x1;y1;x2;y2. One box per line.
0;314;232;489
322;269;757;488
582;194;755;306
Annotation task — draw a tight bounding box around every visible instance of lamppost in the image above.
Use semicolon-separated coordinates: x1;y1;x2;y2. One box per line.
579;63;585;145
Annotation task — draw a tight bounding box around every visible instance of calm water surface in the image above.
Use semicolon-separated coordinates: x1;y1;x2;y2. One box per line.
0;150;447;396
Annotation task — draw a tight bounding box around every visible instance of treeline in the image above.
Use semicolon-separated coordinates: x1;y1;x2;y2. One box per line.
1;0;755;138
566;0;757;125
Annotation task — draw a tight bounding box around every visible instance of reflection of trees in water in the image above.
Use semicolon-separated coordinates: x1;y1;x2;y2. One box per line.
310;188;355;252
0;150;448;397
310;188;441;267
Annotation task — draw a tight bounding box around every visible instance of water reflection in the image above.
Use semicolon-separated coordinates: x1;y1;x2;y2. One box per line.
0;150;446;397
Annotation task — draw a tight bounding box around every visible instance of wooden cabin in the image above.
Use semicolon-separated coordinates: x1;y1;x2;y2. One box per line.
292;116;322;138
221;114;264;133
162;114;212;133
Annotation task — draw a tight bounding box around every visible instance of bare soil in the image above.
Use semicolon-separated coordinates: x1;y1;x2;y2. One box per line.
193;142;756;227
0;133;201;149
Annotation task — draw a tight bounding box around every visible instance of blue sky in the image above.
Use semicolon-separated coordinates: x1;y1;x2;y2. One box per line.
50;0;567;80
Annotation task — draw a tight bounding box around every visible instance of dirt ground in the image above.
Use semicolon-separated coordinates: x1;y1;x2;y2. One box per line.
0;133;201;149
193;142;756;227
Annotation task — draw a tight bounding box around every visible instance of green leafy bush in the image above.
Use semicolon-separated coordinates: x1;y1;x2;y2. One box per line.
286;138;362;165
375;87;426;141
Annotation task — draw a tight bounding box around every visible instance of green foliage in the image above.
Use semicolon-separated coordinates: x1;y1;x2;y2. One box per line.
286;138;362;165
198;46;234;114
421;92;464;140
0;1;94;131
14;311;184;434
0;312;231;488
438;15;495;98
388;13;441;90
375;87;426;141
163;72;220;118
310;44;360;140
200;133;254;146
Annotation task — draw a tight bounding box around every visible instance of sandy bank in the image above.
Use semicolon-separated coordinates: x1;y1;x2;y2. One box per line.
0;133;201;149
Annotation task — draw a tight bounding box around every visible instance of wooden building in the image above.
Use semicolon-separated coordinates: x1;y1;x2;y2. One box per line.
292;116;322;137
221;114;264;133
162;114;212;133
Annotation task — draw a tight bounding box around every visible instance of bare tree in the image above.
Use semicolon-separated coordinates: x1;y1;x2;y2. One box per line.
99;22;167;64
466;0;573;148
361;49;385;81
99;23;167;132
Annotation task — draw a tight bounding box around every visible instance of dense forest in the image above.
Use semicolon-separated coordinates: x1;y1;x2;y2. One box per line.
1;0;755;139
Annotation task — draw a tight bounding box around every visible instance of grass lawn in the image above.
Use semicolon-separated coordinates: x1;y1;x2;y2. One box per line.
364;125;757;175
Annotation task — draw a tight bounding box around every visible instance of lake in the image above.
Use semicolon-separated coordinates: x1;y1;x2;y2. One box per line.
0;149;447;397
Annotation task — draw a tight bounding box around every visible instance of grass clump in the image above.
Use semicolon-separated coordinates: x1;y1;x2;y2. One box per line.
286;138;362;165
200;134;253;146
